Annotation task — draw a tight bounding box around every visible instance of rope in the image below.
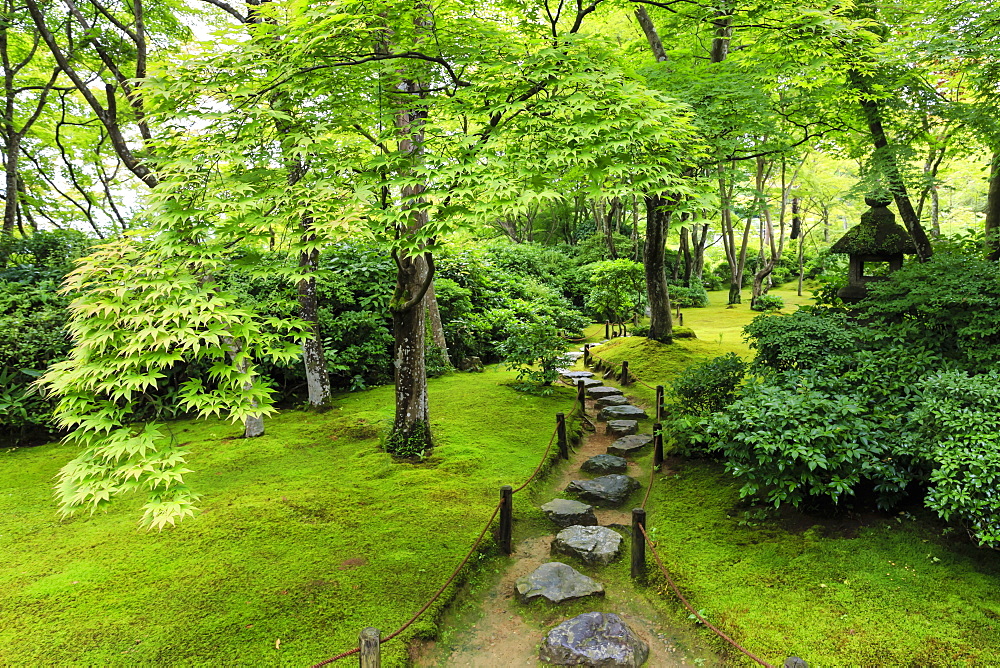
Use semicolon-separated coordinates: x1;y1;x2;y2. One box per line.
310;647;359;667
513;423;559;494
640;456;656;510
638;523;775;668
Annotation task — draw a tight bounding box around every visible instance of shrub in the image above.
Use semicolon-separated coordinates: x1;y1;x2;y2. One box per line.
742;307;856;372
751;294;783;312
585;259;645;325
671;353;747;416
496;319;571;392
668;280;709;308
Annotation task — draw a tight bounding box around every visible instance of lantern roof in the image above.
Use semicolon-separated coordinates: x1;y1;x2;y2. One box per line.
830;198;917;256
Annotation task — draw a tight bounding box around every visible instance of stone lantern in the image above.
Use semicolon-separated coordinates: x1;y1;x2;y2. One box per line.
830;197;917;304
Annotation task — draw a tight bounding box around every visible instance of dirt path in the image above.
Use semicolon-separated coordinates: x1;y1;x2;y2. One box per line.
412;379;722;667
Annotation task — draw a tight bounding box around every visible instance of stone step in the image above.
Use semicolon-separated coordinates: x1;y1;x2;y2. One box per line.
608;434;652;457
541;498;598;528
566;474;639;507
560;370;593;381
581;454;628;475
587;385;625;399
606;420;638;437
552;525;623;566
540;612;649;667
598;405;648;422
515;562;604;604
595;395;629;409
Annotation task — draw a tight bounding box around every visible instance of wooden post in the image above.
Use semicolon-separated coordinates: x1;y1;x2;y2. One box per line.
577;379;586;412
605;321;610;339
359;627;381;668
620;360;630;386
631;508;646;580
499;485;513;555
653;426;664;468
678;312;684;326
655;385;664;422
583;344;590;366
557;412;568;460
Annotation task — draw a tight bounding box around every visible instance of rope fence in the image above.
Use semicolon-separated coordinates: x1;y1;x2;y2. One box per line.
309;398;584;667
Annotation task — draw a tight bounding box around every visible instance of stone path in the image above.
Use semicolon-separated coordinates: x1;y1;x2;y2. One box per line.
412;347;718;667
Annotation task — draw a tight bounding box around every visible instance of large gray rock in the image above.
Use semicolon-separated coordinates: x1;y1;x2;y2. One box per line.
579;378;604;388
581;454;628;475
595;395;630;409
606;420;638;437
587;386;625;399
516;562;605;604
540;612;649;667
607;434;652;457
566;475;639;507
598;405;648;422
542;499;599;528
561;370;593;381
552;526;623;566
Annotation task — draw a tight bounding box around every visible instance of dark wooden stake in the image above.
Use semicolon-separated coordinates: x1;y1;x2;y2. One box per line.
631;508;647;580
653;429;664;469
678;312;684;326
620;360;630;386
359;627;381;668
577;379;586;412
583;344;590;366
499;485;513;555
655;385;664;422
557;412;568;459
605;321;610;339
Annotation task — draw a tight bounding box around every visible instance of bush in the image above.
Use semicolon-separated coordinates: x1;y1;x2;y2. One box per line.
910;371;1000;547
671;353;747;416
496;319;571;392
751;294;784;312
743;308;856;372
668;280;709;308
699;271;724;292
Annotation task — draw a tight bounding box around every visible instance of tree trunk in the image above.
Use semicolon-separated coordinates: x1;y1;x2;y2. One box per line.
225;337;264;438
2;133;19;235
679;226;692;286
424;276;451;368
389;251;433;455
986;151;1000;261
644;195;673;342
297;218;332;409
634;6;668;62
691;223;708;282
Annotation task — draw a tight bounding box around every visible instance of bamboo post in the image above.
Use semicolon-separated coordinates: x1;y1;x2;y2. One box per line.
577;379;586;412
499;486;513;555
557;412;568;460
620;360;630;386
631;508;647;580
655;385;664;422
359;627;380;668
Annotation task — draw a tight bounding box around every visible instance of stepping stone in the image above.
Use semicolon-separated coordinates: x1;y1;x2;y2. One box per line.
541;499;598;528
599;405;648;422
581;454;628;475
515;562;605;604
608;434;652;457
566;475;639;507
595;395;629;409
552;526;623;565
579;378;604;388
606;420;638;437
561;370;594;380
565;352;584;360
539;612;649;667
587;386;624;399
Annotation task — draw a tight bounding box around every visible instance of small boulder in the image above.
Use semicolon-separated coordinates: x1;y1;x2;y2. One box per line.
541;499;599;528
515;562;604;604
581;454;628;475
566;475;639;507
607;434;652;457
561;370;595;381
579;378;604;388
552;526;623;566
458;356;484;372
539;612;649;667
606;420;638;437
587;386;625;399
598;405;648;422
595;395;630;409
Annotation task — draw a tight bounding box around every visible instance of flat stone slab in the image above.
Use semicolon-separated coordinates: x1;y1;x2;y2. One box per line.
552;526;623;566
587;386;624;399
541;499;599;528
579;378;604;388
539;612;649;667
606;420;638;437
561;370;595;380
566;475;639;507
607;434;652;457
598;405;648;422
516;562;604;604
581;454;628;475
595;395;630;409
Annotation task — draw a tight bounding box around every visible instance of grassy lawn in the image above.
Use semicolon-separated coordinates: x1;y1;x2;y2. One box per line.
0;369;579;667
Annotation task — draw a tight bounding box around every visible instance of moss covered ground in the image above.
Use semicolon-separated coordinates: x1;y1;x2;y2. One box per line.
0;369;578;666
